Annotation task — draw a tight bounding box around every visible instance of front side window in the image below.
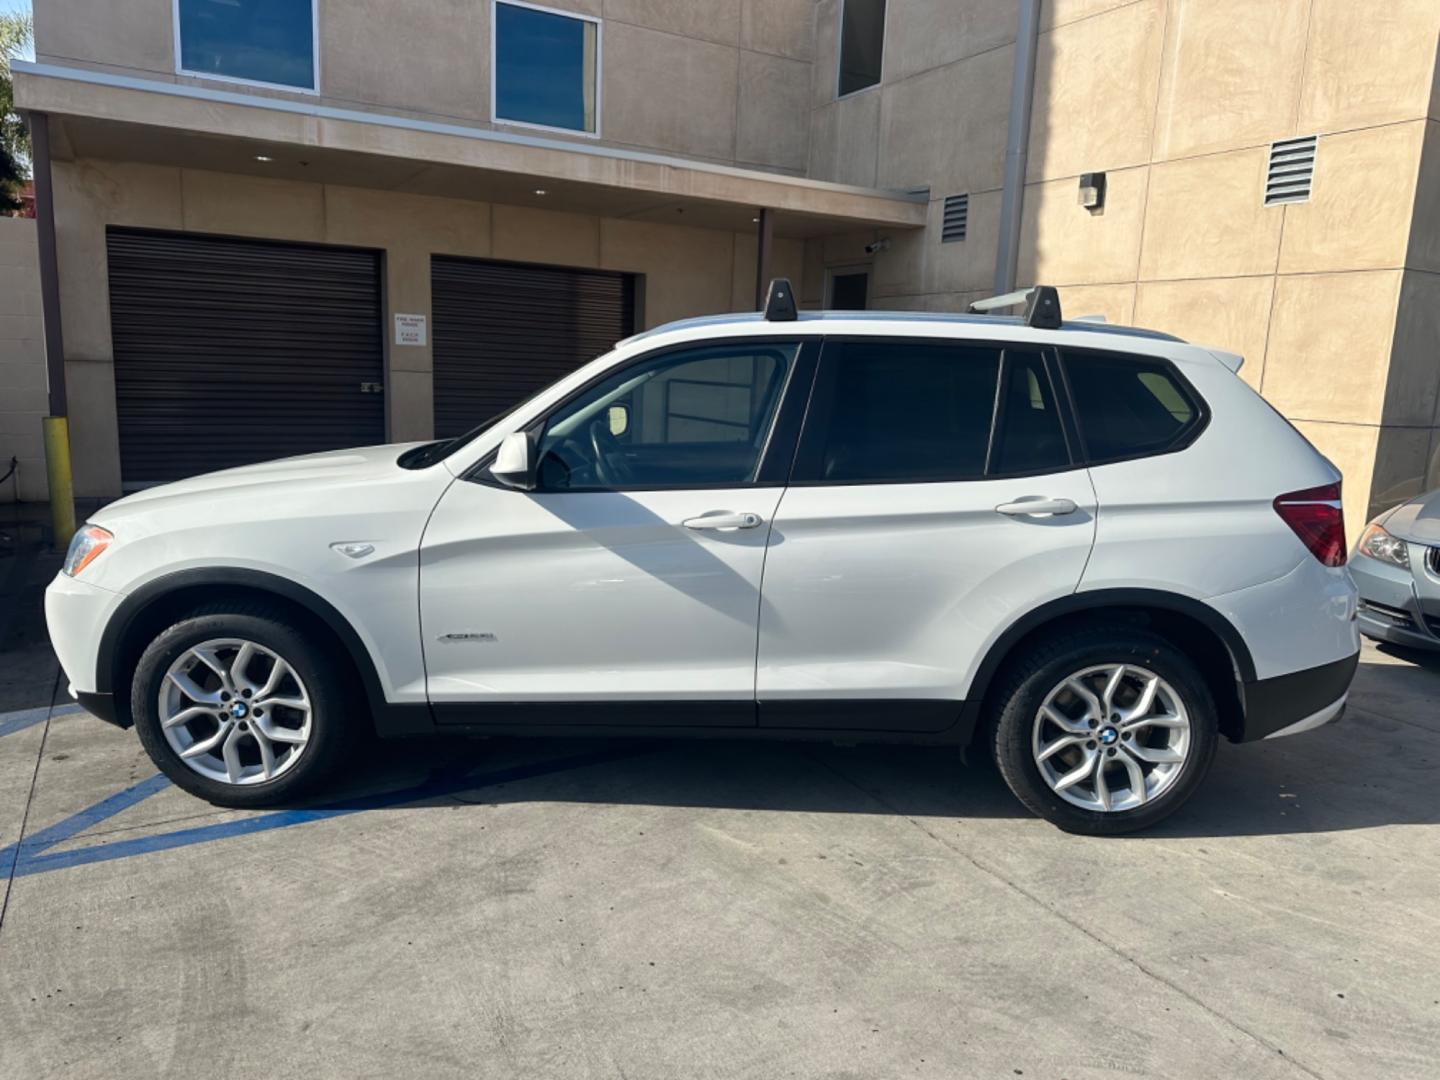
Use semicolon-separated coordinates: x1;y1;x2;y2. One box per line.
1063;351;1204;464
494;0;600;134
534;343;799;490
810;341;1001;483
176;0;317;91
838;0;886;96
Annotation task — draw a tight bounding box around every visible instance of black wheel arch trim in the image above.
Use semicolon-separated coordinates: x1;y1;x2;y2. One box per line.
94;568;433;737
964;588;1258;707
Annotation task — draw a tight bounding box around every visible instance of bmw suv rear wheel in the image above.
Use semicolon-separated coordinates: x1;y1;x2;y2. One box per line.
990;625;1218;834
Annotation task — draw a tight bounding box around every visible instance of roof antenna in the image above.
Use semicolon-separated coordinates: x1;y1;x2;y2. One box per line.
763;278;798;322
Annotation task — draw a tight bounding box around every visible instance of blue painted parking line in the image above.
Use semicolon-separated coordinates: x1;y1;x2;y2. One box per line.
0;702;83;739
3;744;653;879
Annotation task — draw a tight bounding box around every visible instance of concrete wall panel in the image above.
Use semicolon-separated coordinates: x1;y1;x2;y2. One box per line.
602;0;740;46
492;205;600;268
1133;276;1276;391
322;0;486;120
1018;166;1147;286
35;0;173;73
1138;147;1281;281
0;218;50;502
1298;0;1440;131
601;23;739;162
600;219;734;328
1278;123;1426;275
737;51;812;171
1152;0;1308;162
740;0;815;61
1261;270;1402;427
876;45;1013;194
180;171;325;241
1027;0;1164;182
883;0;1017;82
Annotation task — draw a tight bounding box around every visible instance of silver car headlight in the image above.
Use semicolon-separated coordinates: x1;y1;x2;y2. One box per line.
1356;523;1409;570
62;524;114;577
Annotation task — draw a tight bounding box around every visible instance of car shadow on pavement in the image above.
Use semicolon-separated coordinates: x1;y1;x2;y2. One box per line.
287;671;1440;841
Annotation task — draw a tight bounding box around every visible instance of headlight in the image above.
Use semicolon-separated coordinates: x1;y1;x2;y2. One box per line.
62;525;113;577
1356;523;1409;569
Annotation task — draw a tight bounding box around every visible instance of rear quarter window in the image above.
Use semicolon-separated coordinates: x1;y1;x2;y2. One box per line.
1062;351;1205;464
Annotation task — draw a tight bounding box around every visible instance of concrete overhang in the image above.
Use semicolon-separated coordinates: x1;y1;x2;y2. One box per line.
13;61;929;239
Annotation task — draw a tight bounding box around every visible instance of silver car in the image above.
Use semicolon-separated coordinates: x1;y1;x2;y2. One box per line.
1352;490;1440;650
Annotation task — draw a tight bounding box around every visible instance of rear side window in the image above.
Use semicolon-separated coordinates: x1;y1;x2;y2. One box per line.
813;341;1000;482
989;351;1070;475
1063;352;1204;464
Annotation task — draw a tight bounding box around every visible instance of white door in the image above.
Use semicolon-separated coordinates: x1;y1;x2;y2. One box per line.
756;340;1097;731
420;339;805;723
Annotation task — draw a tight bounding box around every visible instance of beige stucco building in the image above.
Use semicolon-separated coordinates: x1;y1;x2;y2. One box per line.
5;0;1439;537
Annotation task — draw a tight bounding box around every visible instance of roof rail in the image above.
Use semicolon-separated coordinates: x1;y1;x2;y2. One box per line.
763;278;798;322
968;285;1062;330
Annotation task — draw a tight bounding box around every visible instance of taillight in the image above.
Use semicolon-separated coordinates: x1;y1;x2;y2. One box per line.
1274;483;1346;567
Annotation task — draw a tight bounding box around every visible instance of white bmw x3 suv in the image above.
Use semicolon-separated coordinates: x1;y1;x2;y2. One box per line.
46;284;1359;834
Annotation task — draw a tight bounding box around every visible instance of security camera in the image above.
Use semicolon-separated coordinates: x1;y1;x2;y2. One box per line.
864;238;891;256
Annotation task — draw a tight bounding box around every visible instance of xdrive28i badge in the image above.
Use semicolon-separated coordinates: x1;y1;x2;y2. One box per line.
438;632;498;644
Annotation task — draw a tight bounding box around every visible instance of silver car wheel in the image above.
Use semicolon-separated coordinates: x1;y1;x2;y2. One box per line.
1031;663;1192;813
158;637;313;786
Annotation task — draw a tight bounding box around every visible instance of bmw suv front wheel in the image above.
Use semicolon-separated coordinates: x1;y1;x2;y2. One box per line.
131;602;352;808
989;625;1219;835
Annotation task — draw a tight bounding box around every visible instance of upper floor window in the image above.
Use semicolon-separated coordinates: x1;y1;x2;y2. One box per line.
493;0;600;136
176;0;318;92
838;0;886;97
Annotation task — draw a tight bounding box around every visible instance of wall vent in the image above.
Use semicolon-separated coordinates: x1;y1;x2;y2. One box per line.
941;194;969;242
1265;136;1318;205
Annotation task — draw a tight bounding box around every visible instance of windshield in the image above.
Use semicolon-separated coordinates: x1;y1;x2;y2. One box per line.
397;383;562;469
397;350;622;470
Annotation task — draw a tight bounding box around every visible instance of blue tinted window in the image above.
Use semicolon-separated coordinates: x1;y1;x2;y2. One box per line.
178;0;316;90
494;2;598;133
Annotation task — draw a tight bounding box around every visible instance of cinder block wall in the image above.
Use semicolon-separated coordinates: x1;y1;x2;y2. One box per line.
0;217;49;503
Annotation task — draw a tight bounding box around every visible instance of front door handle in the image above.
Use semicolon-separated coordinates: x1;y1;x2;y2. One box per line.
995;497;1079;517
682;511;763;531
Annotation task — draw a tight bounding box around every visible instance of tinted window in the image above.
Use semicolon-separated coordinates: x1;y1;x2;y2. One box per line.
494;2;599;133
989;352;1070;474
177;0;315;90
814;342;999;483
535;343;798;490
838;0;886;96
1064;352;1201;463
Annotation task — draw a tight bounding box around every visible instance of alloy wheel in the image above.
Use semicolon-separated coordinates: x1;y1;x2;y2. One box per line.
158;638;313;785
1031;663;1192;813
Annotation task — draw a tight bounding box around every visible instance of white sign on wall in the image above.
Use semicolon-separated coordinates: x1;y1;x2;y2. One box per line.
394;313;428;347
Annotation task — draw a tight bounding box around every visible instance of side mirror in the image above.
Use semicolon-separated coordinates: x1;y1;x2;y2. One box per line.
491;431;535;490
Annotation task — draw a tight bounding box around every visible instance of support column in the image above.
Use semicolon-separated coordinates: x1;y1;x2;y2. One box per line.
753;208;774;310
28;111;75;543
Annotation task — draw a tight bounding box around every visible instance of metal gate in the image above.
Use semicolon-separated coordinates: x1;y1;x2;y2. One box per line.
431;257;637;438
107;228;385;487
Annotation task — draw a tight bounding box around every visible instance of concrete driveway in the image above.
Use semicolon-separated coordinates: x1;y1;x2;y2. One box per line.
1;526;1437;1078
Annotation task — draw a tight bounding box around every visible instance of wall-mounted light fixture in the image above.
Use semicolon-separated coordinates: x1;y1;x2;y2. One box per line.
1078;172;1106;211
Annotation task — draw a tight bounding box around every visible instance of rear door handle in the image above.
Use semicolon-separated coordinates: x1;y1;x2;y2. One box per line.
682;511;763;531
995;497;1078;517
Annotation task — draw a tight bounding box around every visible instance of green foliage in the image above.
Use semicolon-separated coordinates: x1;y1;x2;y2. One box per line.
0;11;33;213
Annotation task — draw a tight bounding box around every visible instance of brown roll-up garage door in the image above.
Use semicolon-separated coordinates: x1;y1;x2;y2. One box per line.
107;228;385;488
431;257;637;438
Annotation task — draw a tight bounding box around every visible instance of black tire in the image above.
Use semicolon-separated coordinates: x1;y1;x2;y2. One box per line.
989;624;1219;835
131;602;354;808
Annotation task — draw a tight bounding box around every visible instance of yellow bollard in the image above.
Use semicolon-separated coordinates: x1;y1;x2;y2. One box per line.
42;415;76;548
